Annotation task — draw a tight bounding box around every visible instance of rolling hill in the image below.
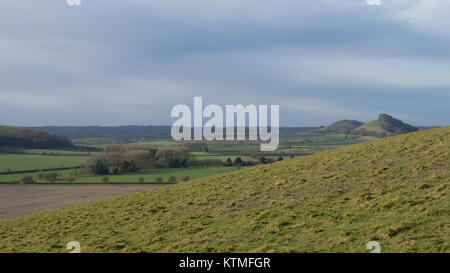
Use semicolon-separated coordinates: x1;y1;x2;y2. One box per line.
351;114;418;137
0;127;448;252
319;120;364;134
0;125;73;149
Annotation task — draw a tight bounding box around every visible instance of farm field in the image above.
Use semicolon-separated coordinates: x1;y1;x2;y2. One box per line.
0;154;88;173
0;127;447;252
0;184;166;220
0;167;241;184
71;167;241;183
192;153;254;162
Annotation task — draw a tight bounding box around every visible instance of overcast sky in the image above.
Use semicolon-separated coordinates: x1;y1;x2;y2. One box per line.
1;0;449;126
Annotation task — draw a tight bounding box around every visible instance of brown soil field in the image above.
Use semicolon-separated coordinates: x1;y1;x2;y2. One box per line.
0;184;167;220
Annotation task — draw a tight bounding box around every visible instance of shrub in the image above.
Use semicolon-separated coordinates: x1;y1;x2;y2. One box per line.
234;157;243;165
68;177;75;184
102;176;109;184
182;176;190;182
168;176;177;183
20;176;35;184
138;177;145;184
46;172;58;182
156;177;163;183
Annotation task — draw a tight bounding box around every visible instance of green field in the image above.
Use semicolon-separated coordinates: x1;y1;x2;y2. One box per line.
0;154;88;172
139;141;180;147
1;127;448;252
207;144;261;152
21;149;93;155
192;154;253;162
0;167;240;184
71;167;240;183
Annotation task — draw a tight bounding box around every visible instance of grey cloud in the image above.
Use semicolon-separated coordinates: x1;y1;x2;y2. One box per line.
0;0;449;126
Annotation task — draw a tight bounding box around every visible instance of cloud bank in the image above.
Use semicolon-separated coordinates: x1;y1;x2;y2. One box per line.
0;0;449;126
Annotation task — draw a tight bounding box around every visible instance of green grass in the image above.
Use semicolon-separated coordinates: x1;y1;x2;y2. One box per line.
70;167;240;183
354;120;393;135
0;167;240;184
139;141;180;147
0;169;74;183
207;144;261;152
0;127;448;252
0;154;88;172
192;154;253;162
21;149;93;155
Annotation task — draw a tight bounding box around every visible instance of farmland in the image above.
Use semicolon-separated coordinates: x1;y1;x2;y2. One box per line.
0;184;166;220
0;154;88;173
0;127;447;252
69;167;240;184
0;128;371;184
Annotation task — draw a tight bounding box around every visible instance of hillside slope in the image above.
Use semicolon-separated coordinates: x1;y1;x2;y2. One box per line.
352;119;391;136
319;120;364;134
351;114;418;138
0;127;448;253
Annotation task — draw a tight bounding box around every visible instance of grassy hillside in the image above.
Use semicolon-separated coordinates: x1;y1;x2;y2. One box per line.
352;120;390;135
0;127;448;253
351;114;418;138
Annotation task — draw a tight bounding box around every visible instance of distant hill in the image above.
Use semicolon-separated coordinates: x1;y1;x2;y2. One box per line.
26;125;173;141
378;114;418;134
352;114;418;138
319;120;364;134
28;126;319;141
1;127;448;252
0;125;73;148
351;119;391;137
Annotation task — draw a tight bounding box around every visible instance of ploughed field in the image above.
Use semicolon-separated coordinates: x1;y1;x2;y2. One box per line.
0;184;166;220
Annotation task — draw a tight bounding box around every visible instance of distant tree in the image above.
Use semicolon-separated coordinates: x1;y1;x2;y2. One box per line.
259;156;266;164
156;177;163;183
278;156;284;161
168;176;177;183
138;177;145;184
37;171;46;181
37;171;58;182
182;176;190;182
234;157;243;165
102;176;109;184
20;176;35;184
68;177;74;184
46;172;58;182
225;158;233;166
93;159;109;175
6;168;11;173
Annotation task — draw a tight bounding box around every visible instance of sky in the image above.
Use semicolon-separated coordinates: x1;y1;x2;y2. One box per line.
0;0;449;127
